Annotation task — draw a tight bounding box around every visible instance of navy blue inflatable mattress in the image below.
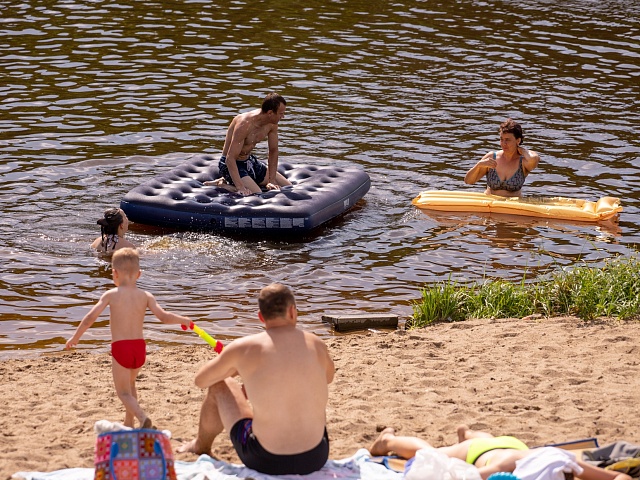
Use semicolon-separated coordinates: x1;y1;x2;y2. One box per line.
120;154;370;234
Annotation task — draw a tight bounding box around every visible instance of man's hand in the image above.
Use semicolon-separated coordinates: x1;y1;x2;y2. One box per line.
265;182;281;191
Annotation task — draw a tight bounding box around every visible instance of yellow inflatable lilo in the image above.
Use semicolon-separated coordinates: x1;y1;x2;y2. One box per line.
411;190;622;222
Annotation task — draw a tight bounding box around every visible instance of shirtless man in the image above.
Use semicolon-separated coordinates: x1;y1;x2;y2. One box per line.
178;283;335;475
370;425;631;480
205;93;292;196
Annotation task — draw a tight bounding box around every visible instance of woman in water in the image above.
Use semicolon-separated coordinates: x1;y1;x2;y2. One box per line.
91;208;136;253
464;118;540;197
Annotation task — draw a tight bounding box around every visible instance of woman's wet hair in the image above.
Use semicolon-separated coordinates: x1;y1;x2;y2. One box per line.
97;208;124;251
499;118;525;144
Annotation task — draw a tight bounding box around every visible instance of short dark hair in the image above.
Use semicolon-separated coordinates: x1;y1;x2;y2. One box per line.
499;118;525;144
261;93;286;114
258;283;295;320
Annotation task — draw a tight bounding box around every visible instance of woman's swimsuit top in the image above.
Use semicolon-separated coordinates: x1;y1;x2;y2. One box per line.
102;234;119;251
485;151;526;192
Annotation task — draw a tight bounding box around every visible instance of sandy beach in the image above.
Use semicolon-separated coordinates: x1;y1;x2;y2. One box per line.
2;316;639;478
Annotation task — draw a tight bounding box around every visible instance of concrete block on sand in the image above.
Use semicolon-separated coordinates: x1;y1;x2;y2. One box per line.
322;314;399;332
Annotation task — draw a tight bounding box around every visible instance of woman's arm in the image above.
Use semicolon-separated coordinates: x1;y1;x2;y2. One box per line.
518;146;540;175
465;152;496;185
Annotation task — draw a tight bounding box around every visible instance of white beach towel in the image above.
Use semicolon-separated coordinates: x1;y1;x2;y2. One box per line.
405;448;481;480
513;447;584;480
12;448;404;480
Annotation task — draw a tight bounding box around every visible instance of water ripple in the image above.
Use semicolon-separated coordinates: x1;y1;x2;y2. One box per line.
0;0;639;359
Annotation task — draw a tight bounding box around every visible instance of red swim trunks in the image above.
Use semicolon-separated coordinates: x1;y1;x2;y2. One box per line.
111;339;146;369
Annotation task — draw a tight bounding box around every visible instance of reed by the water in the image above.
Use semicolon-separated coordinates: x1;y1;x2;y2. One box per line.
409;254;640;327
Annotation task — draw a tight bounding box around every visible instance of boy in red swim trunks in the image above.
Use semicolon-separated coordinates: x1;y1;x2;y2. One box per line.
66;247;192;429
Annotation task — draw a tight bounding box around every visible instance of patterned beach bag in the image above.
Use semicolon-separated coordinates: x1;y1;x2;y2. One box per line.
94;428;177;480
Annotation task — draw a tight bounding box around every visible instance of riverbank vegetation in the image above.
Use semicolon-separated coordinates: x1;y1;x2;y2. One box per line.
408;254;640;328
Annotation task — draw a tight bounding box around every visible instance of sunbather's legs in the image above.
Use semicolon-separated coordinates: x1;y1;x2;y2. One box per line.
369;424;498;463
369;427;433;458
430;425;495;463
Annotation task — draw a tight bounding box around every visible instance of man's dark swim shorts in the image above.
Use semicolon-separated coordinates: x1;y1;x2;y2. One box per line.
230;418;329;475
218;155;268;185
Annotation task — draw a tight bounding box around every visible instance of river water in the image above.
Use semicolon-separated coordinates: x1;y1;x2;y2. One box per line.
1;0;639;360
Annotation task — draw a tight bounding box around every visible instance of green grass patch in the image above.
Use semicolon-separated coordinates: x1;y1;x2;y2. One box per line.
407;254;640;328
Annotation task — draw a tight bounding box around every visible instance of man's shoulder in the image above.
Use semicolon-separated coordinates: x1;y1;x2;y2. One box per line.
232;328;315;350
230;110;260;133
235;108;261;121
227;330;268;348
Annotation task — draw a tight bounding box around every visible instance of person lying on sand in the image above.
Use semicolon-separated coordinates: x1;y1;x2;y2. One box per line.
370;424;631;480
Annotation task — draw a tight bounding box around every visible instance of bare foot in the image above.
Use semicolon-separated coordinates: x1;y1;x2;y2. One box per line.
142;417;153;429
457;424;471;443
176;438;212;455
456;424;493;442
204;177;227;186
370;427;396;456
203;178;237;192
204;177;236;189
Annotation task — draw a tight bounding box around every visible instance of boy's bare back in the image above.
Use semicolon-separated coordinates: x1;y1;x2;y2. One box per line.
103;286;154;342
66;248;191;349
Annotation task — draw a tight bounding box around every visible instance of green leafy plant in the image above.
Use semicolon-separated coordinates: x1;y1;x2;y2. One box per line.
408;254;640;329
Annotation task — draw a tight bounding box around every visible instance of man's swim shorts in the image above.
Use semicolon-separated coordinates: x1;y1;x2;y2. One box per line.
111;339;146;369
218;155;268;186
230;418;329;475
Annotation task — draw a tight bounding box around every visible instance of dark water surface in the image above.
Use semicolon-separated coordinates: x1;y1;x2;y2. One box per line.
1;0;639;360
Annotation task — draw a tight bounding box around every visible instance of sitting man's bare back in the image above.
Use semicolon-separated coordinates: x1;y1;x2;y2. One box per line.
178;283;335;475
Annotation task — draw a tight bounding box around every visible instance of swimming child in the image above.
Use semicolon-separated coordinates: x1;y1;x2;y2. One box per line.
66;247;192;428
91;207;136;253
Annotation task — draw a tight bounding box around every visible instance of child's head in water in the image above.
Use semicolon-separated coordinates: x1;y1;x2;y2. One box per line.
95;208;130;252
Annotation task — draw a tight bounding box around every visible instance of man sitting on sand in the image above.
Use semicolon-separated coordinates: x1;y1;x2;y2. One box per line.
370;424;632;480
179;283;335;475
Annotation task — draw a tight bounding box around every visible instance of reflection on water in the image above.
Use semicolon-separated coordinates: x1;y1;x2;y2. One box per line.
0;0;639;359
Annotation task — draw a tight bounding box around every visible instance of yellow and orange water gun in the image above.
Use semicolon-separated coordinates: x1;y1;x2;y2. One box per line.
181;321;223;353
